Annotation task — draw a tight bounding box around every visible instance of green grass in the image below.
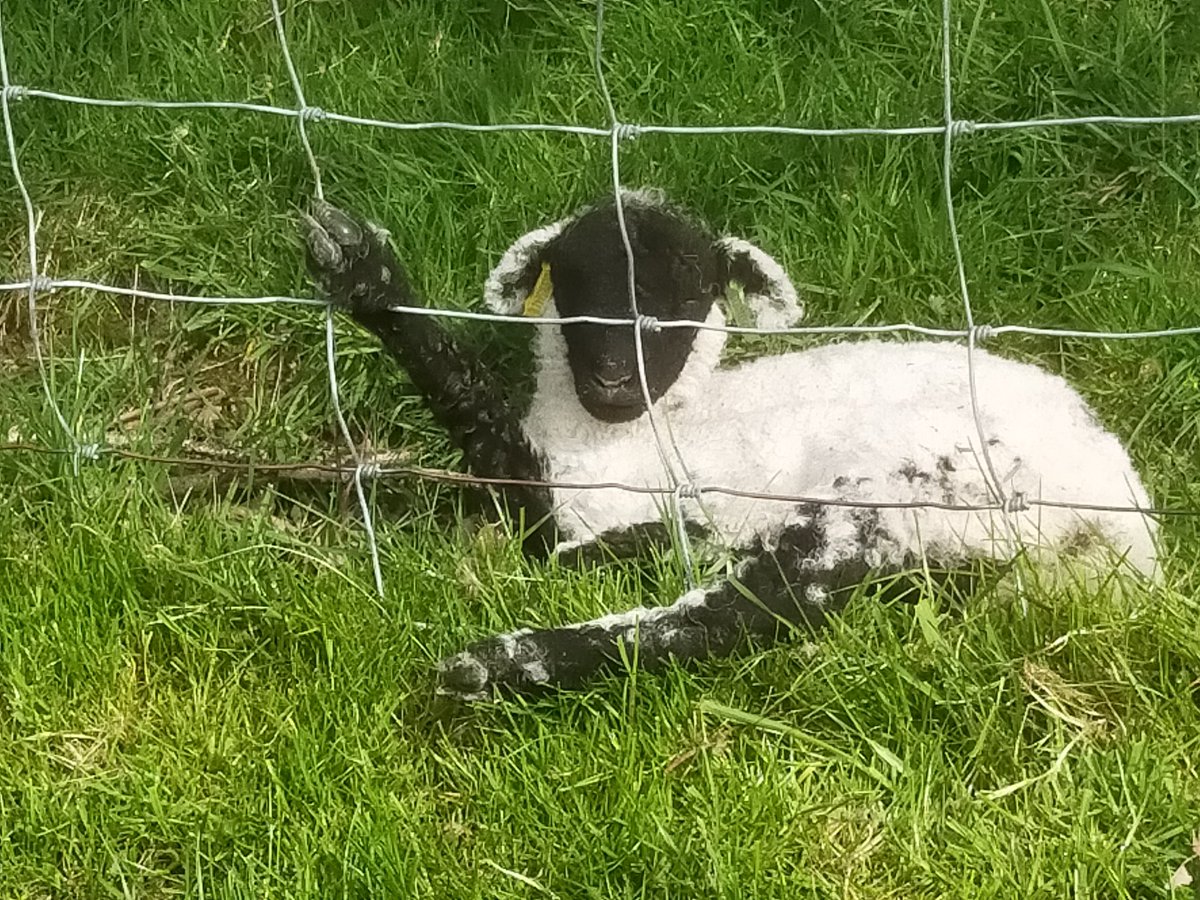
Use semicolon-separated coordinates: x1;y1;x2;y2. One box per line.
2;0;1200;896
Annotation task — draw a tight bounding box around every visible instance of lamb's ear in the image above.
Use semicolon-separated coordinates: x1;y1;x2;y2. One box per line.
482;217;570;315
716;236;804;330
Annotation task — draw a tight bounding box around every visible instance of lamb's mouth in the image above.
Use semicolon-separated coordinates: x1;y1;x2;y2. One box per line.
577;388;648;423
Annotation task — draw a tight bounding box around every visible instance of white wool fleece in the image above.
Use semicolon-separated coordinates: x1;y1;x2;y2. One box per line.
519;299;1159;579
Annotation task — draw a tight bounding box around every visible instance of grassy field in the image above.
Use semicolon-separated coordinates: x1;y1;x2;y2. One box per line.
2;0;1200;896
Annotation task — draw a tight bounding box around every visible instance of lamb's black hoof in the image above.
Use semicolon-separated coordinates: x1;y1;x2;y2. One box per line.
436;650;495;702
313;199;364;248
435;632;559;702
301;200;401;315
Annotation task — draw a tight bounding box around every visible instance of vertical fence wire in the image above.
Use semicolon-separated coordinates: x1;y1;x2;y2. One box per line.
938;0;1030;578
593;0;700;587
269;0;385;598
0;1;87;470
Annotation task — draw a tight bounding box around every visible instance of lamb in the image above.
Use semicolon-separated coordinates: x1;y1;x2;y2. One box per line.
301;190;1159;701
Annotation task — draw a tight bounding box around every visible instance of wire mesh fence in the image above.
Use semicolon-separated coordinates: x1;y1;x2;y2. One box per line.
2;0;1199;599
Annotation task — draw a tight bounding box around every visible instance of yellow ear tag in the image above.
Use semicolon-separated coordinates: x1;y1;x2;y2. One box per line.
523;262;553;317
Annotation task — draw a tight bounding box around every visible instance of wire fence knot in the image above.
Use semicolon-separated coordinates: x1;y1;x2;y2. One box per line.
636;314;661;333
949;119;977;137
30;275;55;294
299;105;327;122
3;84;27;103
72;443;101;473
614;121;643;141
1005;491;1029;513
675;482;703;501
971;323;994;342
356;460;380;480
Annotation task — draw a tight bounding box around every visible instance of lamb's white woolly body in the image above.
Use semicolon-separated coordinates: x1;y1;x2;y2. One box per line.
520;299;1158;577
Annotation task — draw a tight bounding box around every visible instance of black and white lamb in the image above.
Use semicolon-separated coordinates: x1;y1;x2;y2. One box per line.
301;190;1159;701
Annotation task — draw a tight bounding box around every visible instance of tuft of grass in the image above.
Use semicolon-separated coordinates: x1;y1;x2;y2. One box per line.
2;0;1199;896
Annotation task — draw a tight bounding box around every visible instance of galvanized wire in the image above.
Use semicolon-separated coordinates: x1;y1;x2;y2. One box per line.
5;440;1198;518
594;0;701;586
4;278;1197;342
12;86;1200;138
0;2;80;464
268;0;384;598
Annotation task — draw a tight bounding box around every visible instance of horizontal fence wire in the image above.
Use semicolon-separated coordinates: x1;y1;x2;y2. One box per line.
3;279;1200;342
2;0;1199;591
3;441;1198;518
9;86;1200;137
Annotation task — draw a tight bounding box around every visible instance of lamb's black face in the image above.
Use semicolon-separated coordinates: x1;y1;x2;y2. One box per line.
544;203;722;423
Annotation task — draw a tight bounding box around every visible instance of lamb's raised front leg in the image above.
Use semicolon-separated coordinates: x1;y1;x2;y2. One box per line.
436;518;875;699
302;201;558;556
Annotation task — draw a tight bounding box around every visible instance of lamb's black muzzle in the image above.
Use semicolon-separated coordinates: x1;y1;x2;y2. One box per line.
577;380;646;422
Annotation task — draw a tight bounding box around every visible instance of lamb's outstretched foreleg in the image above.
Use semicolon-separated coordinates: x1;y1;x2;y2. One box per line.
302;201;558;554
436;520;876;699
